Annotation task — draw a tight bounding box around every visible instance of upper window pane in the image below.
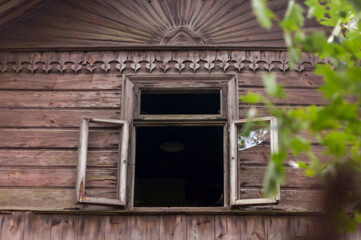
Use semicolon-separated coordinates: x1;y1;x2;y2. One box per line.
140;89;220;114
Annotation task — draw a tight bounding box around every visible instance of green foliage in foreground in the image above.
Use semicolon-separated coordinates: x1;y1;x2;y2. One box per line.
250;0;361;232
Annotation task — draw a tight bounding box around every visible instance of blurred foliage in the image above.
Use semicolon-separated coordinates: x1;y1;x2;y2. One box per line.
250;0;361;233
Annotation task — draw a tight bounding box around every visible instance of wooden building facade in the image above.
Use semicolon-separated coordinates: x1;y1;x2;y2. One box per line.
0;0;359;239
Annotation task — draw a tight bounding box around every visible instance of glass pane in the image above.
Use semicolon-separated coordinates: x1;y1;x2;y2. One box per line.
237;120;271;199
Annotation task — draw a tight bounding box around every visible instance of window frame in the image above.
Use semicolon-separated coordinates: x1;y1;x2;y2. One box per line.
229;116;280;206
76;74;281;210
122;74;239;209
76;117;129;206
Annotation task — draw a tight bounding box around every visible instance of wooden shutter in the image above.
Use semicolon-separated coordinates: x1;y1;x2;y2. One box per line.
230;116;280;206
76;117;129;206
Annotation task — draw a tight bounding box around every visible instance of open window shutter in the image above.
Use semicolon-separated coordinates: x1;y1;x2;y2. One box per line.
230;116;279;206
76;117;129;206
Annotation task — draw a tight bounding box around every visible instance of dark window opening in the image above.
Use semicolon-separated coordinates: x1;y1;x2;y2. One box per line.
134;126;224;207
140;89;220;114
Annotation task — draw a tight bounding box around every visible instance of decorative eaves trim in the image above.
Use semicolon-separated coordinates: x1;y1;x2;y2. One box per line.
0;51;328;74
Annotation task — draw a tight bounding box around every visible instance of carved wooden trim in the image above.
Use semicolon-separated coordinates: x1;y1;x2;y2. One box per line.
0;51;328;74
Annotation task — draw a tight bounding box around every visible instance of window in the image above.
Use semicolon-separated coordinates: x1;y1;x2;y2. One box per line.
76;75;280;209
76;117;129;206
230;116;280;205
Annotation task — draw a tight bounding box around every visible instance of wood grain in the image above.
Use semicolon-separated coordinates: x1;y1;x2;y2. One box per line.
0;212;26;240
0;149;118;167
159;215;186;240
240;88;328;106
0;187;322;211
77;215;106;240
130;216;160;240
239;215;267;240
0;168;117;187
0;73;121;90
0;129;119;149
23;213;51;240
1;213;360;240
238;145;328;165
267;216;294;240
50;215;78;240
0;0;298;49
187;215;215;240
104;216;130;240
239;71;324;88
0;109;119;127
215;215;240;240
240;166;322;189
0;188;116;211
0;91;120;108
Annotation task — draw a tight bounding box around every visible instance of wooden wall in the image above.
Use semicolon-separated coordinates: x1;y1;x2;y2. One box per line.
0;49;353;239
0;50;327;213
2;212;360;240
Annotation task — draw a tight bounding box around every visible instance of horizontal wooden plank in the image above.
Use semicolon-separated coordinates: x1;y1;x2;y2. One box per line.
239;145;329;165
0;168;116;187
239;88;327;105
239;166;322;189
0;73;121;90
0;188;81;211
0;91;120;108
0;187;323;212
0;129;119;148
0;166;320;189
239;71;324;88
0;109;119;127
240;188;322;211
0;150;118;167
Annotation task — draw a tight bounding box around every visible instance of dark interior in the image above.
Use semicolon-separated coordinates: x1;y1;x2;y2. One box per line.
140;89;220;114
134;126;223;207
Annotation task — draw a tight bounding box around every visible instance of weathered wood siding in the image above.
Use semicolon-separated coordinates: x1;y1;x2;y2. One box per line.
1;212;360;240
0;50;326;213
0;0;321;50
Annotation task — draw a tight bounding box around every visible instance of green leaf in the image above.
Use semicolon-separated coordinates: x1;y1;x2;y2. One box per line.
263;72;285;98
297;161;308;169
263;152;287;197
280;0;305;32
290;136;310;156
346;0;361;11
240;93;264;104
252;0;275;29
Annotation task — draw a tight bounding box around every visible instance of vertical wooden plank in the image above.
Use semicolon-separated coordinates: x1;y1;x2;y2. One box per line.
130;216;160;240
267;216;295;240
187;215;215;240
0;212;26;240
215;215;240;240
159;215;186;240
294;216;311;240
77;215;106;240
240;216;266;240
23;213;52;240
50;215;78;240
104;215;130;240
